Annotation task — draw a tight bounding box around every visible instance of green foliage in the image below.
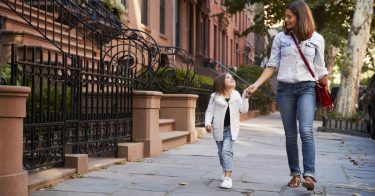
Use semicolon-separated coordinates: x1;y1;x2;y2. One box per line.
223;0;248;14
326;111;342;118
223;0;375;94
0;64;24;85
135;67;213;92
326;111;365;122
101;0;126;16
192;73;214;87
28;82;72;115
236;65;275;113
360;73;375;86
1;63;71;114
223;0;356;49
0;64;11;85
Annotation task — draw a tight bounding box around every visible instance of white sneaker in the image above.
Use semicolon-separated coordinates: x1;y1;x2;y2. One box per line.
220;177;232;189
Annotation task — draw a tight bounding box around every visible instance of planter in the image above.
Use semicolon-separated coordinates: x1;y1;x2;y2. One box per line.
0;85;30;196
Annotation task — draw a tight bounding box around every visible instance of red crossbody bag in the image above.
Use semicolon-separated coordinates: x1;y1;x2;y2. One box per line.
290;32;334;107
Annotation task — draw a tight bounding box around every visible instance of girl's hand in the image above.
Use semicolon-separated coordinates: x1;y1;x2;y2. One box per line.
205;124;212;132
246;84;259;95
243;90;251;98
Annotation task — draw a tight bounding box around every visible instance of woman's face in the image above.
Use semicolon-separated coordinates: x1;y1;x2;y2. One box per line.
285;9;297;30
224;74;236;89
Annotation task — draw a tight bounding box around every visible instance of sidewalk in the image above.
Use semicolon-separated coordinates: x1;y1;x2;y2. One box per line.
31;113;375;196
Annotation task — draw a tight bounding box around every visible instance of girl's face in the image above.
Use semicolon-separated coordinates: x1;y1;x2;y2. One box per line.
285;9;297;30
224;74;236;89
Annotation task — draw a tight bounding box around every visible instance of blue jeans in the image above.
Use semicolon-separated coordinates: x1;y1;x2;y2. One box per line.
277;81;316;178
216;126;234;172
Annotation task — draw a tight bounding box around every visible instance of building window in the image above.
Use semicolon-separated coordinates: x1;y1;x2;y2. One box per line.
239;13;241;31
160;0;165;34
141;0;148;25
188;2;194;54
225;35;228;65
214;25;217;59
242;12;245;32
203;17;209;56
230;39;233;66
176;0;181;47
236;43;239;65
245;14;247;30
221;31;226;64
218;28;221;61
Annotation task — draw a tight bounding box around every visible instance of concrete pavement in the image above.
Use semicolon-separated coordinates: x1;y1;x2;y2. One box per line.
31;113;375;196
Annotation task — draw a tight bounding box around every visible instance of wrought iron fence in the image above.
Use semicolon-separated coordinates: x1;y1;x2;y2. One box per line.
10;44;134;170
134;46;213;127
1;0;160;170
186;85;214;127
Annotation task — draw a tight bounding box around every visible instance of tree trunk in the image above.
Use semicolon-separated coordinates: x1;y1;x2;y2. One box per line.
325;46;340;89
335;0;374;118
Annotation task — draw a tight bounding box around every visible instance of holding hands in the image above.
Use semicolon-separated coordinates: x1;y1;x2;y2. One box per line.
205;124;212;132
244;83;259;98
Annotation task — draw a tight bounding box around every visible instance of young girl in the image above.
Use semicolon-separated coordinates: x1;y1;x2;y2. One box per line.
205;73;250;189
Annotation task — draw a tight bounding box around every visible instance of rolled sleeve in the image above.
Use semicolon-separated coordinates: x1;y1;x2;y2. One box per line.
266;35;281;69
240;92;249;113
314;36;328;79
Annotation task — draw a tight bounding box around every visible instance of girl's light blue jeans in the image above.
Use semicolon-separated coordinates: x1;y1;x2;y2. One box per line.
277;81;316;178
216;126;234;172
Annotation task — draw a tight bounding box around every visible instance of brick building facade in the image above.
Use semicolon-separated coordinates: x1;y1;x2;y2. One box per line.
123;0;255;72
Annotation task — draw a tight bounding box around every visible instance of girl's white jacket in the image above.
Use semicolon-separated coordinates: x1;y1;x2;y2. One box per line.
205;90;249;141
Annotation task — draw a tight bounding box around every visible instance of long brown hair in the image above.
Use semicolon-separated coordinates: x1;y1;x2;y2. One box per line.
214;73;228;95
284;0;315;41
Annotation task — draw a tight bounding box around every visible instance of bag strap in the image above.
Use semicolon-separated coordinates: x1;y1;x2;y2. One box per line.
289;32;318;80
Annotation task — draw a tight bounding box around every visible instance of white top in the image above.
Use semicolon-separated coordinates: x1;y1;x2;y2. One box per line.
266;31;328;83
205;90;249;141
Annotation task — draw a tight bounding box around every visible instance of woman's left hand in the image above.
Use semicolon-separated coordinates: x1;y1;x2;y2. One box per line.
318;75;328;86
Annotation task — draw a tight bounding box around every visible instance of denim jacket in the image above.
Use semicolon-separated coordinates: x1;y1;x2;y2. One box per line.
266;31;328;83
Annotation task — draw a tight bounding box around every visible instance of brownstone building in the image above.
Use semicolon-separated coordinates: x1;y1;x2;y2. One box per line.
123;0;255;72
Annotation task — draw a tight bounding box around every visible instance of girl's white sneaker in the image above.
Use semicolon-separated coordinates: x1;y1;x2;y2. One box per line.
220;177;232;189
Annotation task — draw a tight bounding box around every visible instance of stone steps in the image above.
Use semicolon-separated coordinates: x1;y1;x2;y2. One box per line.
159;118;175;133
160;130;190;151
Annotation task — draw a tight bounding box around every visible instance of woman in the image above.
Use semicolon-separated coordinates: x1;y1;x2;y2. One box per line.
246;0;329;190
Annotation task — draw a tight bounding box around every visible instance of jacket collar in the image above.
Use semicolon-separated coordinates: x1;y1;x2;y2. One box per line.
214;91;237;106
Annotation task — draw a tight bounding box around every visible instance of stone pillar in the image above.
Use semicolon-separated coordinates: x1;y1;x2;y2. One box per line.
160;94;198;143
132;91;163;157
0;85;30;196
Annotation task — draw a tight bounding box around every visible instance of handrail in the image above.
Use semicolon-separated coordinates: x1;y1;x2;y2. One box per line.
204;58;250;86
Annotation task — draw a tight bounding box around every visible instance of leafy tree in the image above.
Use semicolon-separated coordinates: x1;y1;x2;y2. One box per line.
222;0;374;117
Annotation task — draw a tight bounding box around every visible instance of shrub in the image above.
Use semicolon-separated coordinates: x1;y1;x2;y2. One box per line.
236;65;274;112
101;0;126;16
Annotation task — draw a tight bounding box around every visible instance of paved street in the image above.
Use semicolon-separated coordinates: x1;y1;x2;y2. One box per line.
32;113;375;196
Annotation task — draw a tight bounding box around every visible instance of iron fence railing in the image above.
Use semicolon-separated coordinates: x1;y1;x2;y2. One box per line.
1;0;159;170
